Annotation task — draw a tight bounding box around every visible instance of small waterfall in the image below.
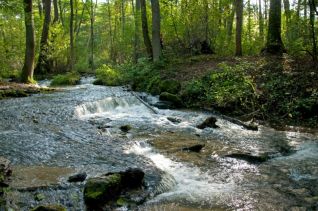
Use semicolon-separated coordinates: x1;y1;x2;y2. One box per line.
74;96;150;118
125;141;235;205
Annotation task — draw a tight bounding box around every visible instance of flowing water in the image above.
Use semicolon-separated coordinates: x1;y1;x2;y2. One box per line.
0;78;317;210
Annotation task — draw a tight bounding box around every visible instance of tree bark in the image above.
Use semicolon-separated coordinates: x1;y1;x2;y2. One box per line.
38;0;43;18
140;0;152;58
89;0;95;70
21;0;36;83
263;0;285;54
151;0;161;62
35;0;52;75
53;0;59;23
235;0;243;56
227;3;235;43
309;0;317;62
259;0;264;41
69;0;74;70
133;0;141;63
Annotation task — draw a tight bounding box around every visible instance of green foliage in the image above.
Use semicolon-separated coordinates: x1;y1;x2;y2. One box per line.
50;72;81;86
94;65;123;86
205;63;256;110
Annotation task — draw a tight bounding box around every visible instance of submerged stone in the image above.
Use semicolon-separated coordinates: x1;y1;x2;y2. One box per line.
167;117;182;124
197;116;219;129
225;153;269;164
68;172;87;183
31;205;67;211
120;125;132;132
182;144;205;153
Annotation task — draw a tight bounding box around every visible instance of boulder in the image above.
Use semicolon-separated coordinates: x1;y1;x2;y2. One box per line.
159;92;183;108
31;205;67;211
68;172;87;183
182;144;205;153
83;168;145;209
225;153;269;164
197;117;219;129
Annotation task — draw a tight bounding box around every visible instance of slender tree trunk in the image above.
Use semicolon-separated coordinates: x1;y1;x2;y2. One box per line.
203;0;209;41
35;0;52;75
264;0;285;54
258;0;264;41
69;0;74;70
227;3;235;43
22;0;36;83
89;0;94;70
140;0;153;58
121;0;125;36
58;0;64;26
151;0;161;62
309;0;317;62
235;0;243;56
38;0;43;18
53;0;59;23
133;0;141;63
283;0;291;41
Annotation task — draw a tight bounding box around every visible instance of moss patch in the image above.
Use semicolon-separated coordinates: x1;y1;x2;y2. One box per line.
50;72;81;86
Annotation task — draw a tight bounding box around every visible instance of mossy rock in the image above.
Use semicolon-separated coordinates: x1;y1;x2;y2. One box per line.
84;174;122;207
31;205;67;211
159;79;181;94
50;72;81;86
159;92;183;108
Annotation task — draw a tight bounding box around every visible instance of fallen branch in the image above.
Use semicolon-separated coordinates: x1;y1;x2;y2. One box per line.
203;108;258;131
131;91;159;114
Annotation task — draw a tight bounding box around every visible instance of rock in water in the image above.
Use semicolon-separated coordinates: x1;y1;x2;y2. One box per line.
120;125;132;132
182;144;205;153
197;116;219;129
31;205;67;211
68;172;87;183
167;117;182;124
225;153;269;164
83;168;145;209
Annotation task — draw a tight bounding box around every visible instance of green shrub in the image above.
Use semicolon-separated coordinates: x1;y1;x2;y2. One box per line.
205;63;257;112
94;65;123;86
50;72;81;86
182;80;205;106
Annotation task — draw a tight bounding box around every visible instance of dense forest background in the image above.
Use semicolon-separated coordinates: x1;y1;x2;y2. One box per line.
0;0;317;77
0;0;317;127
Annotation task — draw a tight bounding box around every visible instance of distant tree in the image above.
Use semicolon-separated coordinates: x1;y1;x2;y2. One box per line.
263;0;285;54
21;0;35;83
53;0;59;23
35;0;52;75
235;0;243;56
140;0;152;58
69;0;74;70
151;0;161;62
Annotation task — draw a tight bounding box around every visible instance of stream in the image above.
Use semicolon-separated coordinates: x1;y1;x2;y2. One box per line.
0;78;317;210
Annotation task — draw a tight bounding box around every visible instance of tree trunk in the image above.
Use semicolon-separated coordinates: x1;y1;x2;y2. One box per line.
140;0;153;58
309;0;317;62
53;0;59;23
235;0;243;56
133;0;141;63
35;0;52;75
263;0;285;54
151;0;161;62
21;0;36;83
259;0;264;41
69;0;74;70
38;0;43;18
89;0;94;70
227;3;235;43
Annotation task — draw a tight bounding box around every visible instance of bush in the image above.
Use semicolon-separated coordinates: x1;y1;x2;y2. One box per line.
94;65;123;86
50;72;81;86
205;63;257;111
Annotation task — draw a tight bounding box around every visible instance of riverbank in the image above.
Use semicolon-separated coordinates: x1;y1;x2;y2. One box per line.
94;55;317;130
